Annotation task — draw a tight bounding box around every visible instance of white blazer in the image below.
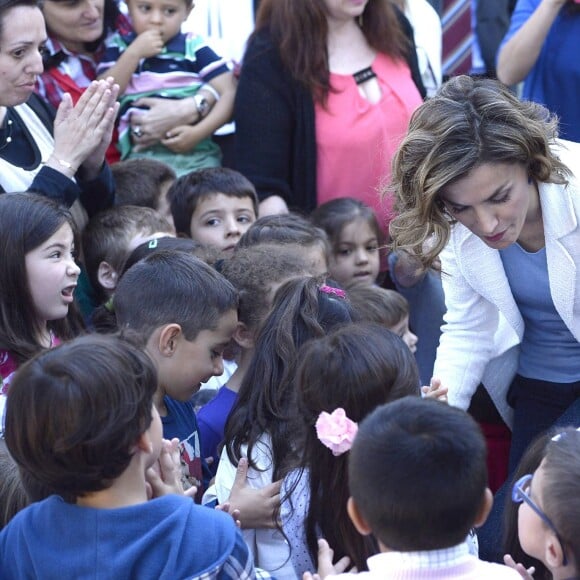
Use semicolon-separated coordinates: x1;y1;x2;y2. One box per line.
433;139;580;427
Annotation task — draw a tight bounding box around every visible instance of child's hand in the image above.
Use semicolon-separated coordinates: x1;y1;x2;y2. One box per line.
503;554;535;579
215;502;242;528
218;457;281;529
303;539;355;580
421;376;448;402
146;438;197;499
130;29;164;59
161;125;203;153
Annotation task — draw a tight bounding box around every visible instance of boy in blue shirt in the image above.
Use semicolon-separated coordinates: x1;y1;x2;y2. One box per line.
113;251;238;500
0;334;264;579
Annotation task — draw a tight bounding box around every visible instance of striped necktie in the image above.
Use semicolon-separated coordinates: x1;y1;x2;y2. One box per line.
442;0;473;77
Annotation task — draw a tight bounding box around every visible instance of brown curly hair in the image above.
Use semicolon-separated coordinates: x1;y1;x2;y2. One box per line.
389;76;570;269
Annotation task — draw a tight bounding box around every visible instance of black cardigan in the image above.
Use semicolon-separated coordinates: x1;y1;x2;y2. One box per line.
234;12;425;213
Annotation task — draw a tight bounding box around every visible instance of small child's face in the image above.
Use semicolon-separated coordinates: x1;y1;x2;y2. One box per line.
517;461;553;568
189;193;256;253
328;218;380;287
127;0;189;42
162;309;238;400
25;222;81;328
388;315;418;354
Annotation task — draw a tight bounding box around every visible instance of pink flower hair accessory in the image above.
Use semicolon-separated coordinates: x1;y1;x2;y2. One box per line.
319;285;347;299
315;408;358;456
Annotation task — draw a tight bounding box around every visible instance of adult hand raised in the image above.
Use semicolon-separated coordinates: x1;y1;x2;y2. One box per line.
47;78;119;180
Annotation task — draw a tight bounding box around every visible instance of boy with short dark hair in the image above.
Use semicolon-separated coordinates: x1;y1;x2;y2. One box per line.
198;244;309;473
114;251;239;499
168;167;258;252
0;334;262;578
82;205;175;308
112;158;176;225
238;213;330;278
347;285;418;354
308;398;520;579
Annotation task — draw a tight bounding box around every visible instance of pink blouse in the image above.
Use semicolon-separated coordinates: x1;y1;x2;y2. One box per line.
315;53;422;232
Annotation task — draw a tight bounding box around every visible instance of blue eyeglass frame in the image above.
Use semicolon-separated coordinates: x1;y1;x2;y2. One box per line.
511;473;568;566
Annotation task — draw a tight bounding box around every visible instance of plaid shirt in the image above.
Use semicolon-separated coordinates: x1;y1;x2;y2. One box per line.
36;13;132;109
194;528;273;580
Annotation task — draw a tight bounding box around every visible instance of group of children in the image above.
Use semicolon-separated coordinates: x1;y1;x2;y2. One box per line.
0;159;579;579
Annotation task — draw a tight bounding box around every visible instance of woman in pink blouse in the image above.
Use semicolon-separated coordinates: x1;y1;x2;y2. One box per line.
234;0;425;222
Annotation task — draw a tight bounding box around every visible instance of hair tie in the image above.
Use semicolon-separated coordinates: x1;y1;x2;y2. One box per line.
104;296;115;313
315;408;358;456
319;285;346;299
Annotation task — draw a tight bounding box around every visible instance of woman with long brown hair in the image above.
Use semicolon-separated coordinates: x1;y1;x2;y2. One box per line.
234;0;425;222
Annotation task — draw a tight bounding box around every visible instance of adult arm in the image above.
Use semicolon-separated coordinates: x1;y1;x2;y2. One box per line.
497;0;566;86
23;87;116;216
234;31;298;206
130;37;228;146
432;239;499;411
161;70;236;153
26;163;113;217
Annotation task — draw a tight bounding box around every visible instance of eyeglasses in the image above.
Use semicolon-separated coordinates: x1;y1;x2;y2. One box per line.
512;474;567;566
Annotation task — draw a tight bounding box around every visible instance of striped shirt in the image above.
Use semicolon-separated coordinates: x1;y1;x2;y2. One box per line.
97;31;229;158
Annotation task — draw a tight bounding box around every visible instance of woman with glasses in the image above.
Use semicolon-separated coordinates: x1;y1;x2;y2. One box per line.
390;75;580;476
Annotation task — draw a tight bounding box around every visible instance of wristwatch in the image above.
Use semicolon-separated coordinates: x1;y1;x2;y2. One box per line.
193;94;210;121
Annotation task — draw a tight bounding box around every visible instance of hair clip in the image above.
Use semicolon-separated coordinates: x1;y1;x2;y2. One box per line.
315;408;358;456
148;239;159;249
319;285;346;299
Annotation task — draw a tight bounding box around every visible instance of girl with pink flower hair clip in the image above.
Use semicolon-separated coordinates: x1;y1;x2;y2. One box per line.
281;322;421;576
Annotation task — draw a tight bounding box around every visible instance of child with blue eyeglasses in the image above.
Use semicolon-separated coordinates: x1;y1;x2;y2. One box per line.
509;427;580;580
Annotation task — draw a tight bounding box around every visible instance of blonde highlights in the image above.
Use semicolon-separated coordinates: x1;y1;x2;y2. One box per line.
389;76;569;269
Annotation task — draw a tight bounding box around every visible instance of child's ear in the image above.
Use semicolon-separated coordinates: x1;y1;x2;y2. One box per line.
473;487;493;528
347;496;373;536
544;534;566;570
232;322;255;350
135;429;154;455
157;323;183;357
97;261;119;292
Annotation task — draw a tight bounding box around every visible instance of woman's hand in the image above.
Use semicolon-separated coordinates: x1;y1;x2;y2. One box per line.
48;78;119;180
421;377;448;402
130;97;199;149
